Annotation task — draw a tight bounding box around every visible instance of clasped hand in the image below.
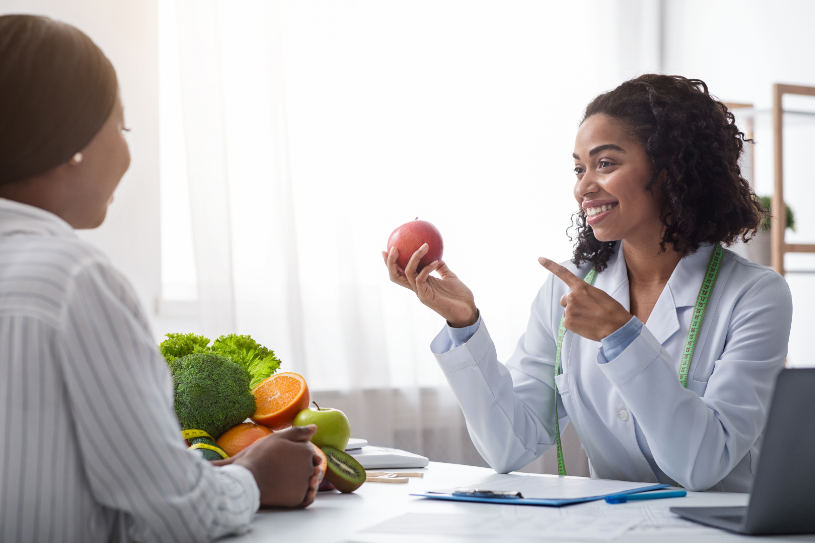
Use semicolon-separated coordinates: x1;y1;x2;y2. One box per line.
213;425;322;508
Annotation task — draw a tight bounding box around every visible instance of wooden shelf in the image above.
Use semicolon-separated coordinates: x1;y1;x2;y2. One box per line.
731;108;815;118
772;83;815;275
784;244;815;254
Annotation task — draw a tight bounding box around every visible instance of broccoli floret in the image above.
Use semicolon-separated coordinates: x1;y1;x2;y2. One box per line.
160;332;211;363
169;353;256;439
211;334;281;389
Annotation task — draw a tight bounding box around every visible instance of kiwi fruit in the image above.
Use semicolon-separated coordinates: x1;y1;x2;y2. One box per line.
321;446;366;493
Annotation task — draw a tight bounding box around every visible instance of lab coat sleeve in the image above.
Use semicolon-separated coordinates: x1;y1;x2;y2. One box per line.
599;271;792;491
431;277;564;473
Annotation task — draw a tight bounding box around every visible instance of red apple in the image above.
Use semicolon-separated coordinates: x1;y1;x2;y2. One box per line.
386;219;443;271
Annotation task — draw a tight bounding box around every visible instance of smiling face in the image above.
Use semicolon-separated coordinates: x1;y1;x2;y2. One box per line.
572;113;663;247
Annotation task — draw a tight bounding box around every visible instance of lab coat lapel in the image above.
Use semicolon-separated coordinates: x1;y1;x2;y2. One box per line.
644;284;680;344
593;242;631;312
643;245;715;344
667;245;715;308
590;243;714;344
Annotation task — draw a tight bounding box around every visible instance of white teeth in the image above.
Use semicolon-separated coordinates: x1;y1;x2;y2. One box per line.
586;204;616;217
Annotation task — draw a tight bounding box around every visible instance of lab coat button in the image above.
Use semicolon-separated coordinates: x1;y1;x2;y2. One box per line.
617;409;629;422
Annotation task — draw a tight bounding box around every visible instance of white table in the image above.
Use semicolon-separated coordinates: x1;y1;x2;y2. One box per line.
228;462;815;543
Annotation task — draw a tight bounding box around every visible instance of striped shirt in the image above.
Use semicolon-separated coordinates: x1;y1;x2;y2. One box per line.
0;198;259;542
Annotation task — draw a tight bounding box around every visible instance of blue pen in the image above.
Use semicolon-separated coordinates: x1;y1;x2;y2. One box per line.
605;490;687;504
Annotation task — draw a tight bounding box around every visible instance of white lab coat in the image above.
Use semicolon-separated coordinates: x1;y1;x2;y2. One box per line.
431;243;792;492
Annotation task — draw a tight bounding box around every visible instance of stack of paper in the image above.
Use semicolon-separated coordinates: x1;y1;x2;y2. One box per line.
346;441;429;469
344;437;368;451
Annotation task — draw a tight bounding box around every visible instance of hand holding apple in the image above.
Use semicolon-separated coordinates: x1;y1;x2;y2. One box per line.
386;219;444;271
292;402;351;451
382;221;478;328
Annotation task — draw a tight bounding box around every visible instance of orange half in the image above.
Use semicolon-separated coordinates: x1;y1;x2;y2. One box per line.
251;372;310;430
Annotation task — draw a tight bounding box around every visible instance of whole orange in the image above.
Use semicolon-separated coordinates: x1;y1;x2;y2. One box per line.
216;422;273;457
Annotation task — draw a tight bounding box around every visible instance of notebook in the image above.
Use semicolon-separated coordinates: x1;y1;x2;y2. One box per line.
348;445;429;469
345;437;368;451
671;368;815;535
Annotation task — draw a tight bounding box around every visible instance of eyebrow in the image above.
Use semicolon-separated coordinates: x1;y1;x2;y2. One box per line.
572;144;626;160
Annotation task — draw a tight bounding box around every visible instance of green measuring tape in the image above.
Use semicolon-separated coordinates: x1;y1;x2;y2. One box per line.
182;428;229;459
552;244;723;476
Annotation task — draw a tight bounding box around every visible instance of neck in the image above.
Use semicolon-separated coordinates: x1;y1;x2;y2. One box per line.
0;173;70;223
622;240;682;286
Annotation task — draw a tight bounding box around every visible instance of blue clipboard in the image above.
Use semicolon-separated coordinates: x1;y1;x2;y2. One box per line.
410;483;670;507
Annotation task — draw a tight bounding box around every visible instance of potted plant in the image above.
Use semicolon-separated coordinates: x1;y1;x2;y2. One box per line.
734;195;795;265
758;195;795;233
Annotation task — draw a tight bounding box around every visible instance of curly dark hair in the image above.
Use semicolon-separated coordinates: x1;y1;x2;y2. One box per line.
571;74;765;271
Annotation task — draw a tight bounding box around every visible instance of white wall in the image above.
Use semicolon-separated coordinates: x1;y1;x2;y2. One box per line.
662;0;815;366
663;0;815;105
3;0;810;364
0;0;161;320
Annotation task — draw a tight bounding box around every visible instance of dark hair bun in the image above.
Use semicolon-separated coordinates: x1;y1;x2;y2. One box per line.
0;14;118;184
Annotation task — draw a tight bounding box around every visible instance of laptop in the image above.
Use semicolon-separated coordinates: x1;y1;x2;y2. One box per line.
671;368;815;535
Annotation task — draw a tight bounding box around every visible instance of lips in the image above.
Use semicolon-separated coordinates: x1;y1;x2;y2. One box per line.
583;202;618;225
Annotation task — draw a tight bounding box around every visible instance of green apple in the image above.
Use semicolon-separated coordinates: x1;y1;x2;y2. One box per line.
293;402;351;450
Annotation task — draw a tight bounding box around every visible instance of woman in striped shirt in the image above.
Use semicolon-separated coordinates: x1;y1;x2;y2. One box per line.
0;14;320;542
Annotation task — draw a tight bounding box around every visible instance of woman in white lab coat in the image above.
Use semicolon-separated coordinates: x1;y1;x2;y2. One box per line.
383;74;792;492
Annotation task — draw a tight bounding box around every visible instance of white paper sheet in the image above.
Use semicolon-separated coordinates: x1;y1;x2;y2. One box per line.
355;502;719;541
359;508;639;541
627;503;724;535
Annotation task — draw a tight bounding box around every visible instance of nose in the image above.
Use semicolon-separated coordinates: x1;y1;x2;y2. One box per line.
574;169;599;201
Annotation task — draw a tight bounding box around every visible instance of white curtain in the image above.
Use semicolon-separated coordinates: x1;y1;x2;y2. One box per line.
168;0;660;471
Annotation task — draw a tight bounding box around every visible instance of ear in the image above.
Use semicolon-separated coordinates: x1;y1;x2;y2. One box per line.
652;168;668;185
646;168;668;193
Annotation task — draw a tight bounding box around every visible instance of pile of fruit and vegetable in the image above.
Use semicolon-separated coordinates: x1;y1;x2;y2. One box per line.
160;333;365;493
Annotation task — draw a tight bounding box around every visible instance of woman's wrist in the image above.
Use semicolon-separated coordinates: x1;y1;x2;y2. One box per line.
447;307;479;328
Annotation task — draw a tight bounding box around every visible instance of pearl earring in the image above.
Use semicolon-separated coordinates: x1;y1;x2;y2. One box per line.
71;152;83;164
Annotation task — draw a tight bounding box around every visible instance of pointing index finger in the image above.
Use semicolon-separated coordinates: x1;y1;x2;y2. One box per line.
538;257;583;289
